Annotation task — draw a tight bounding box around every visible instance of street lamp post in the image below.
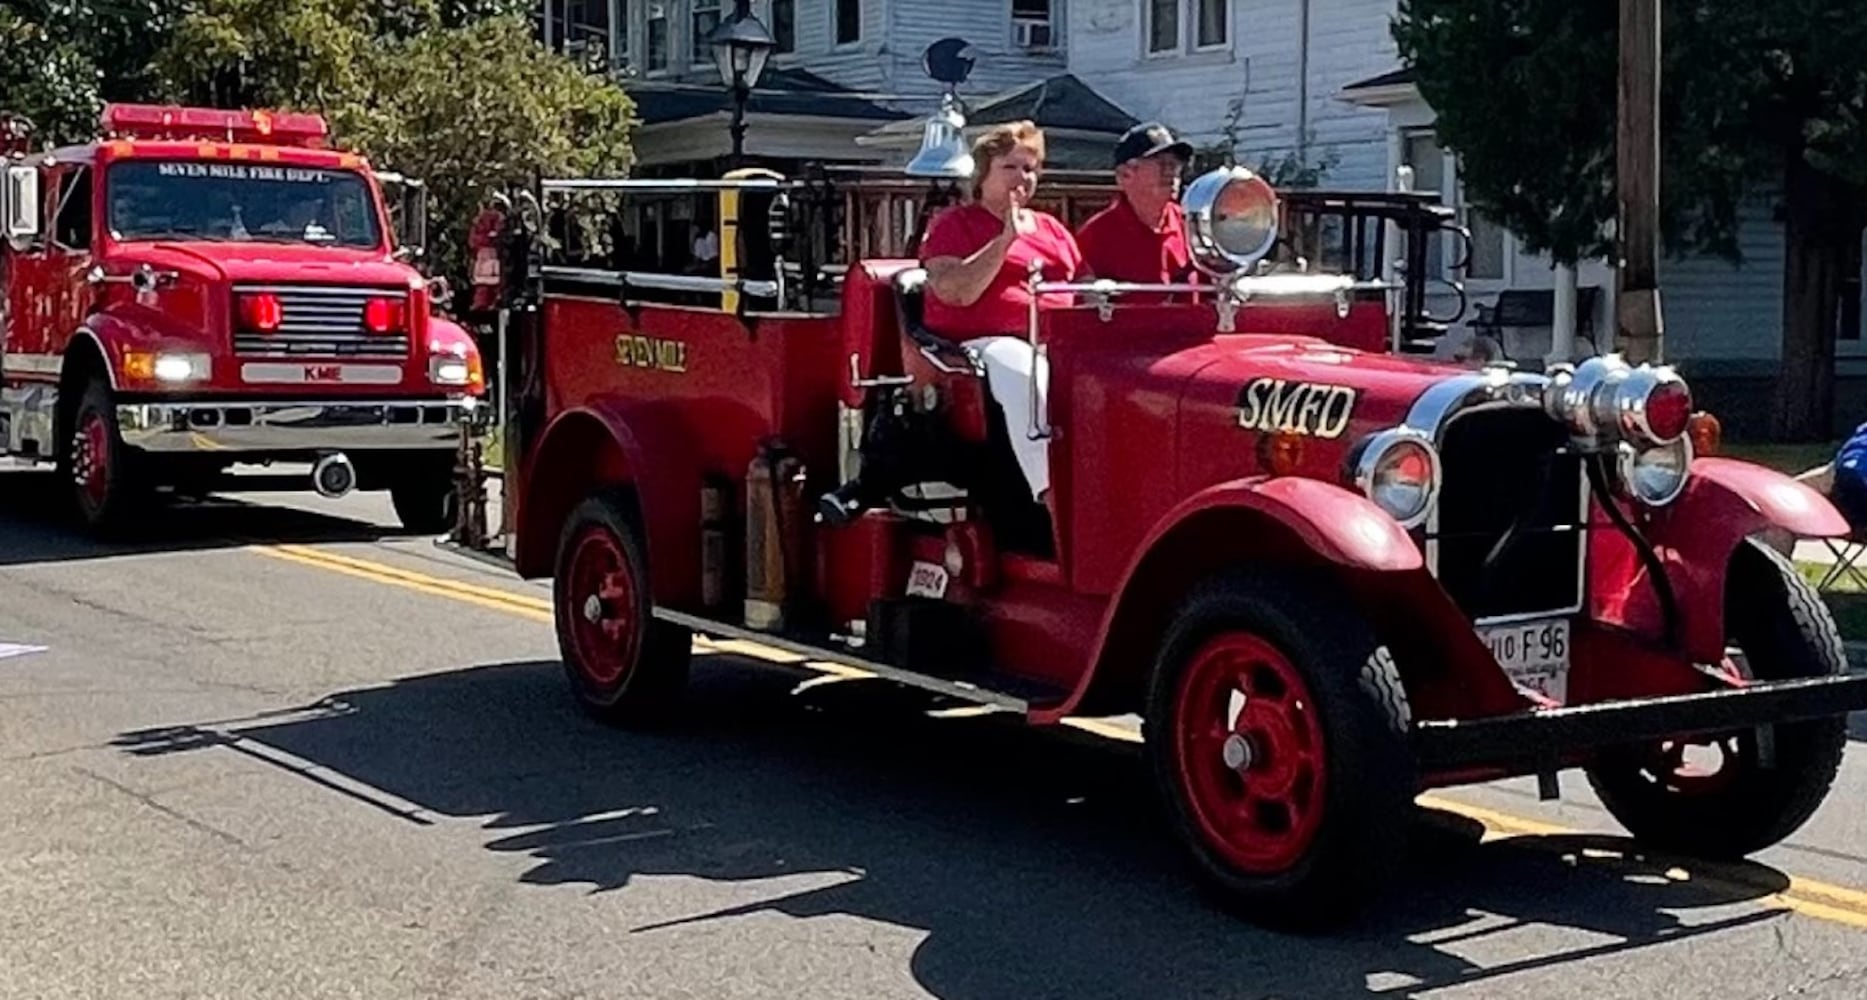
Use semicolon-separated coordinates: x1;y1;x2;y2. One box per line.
708;0;777;169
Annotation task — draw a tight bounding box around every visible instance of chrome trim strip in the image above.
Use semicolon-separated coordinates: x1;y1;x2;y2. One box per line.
232;284;409;297
4;352;62;376
116;397;478;454
540;264;778;299
542;178;787;193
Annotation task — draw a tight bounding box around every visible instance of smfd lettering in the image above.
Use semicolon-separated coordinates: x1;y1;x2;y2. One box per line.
1234;378;1358;438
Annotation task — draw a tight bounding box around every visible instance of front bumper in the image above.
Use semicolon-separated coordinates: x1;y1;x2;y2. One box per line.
116;397;480;454
1413;672;1867;773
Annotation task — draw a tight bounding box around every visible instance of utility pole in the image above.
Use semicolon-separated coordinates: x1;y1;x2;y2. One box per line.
1615;0;1663;364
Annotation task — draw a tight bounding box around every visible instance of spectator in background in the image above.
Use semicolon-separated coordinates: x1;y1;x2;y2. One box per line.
1829;422;1867;529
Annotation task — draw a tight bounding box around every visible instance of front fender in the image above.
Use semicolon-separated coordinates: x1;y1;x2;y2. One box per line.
83;310;208;387
1033;476;1429;723
1596;457;1847;662
512;398;703;602
1148;476;1427;573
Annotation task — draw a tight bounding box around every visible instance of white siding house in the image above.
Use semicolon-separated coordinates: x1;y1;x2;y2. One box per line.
536;1;1125;172
1072;0;1864;434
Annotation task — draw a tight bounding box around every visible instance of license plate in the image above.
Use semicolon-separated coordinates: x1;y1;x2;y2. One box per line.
905;560;950;600
1478;617;1571;704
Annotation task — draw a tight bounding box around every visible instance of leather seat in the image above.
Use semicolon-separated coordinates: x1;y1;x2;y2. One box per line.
893;267;989;442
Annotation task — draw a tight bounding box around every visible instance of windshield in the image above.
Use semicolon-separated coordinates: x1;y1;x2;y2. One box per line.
106;160;383;248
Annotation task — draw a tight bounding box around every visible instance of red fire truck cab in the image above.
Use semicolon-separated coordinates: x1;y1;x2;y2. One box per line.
447;125;1867;929
0;104;484;533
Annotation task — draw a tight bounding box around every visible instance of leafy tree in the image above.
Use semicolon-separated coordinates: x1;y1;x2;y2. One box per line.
331;16;639;281
1393;0;1867;440
3;0;635;298
0;1;175;144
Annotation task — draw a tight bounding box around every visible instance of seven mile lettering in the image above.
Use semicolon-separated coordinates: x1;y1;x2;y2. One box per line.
1235;378;1358;438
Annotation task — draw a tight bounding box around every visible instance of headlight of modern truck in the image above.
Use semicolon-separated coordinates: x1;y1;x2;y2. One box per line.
122;350;211;385
427;339;482;389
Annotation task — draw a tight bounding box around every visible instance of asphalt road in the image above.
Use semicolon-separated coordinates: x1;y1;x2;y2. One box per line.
2;466;1866;1000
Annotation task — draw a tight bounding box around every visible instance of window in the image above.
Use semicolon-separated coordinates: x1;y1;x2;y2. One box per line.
769;0;794;53
612;0;632;74
1147;0;1227;55
105;162;382;249
645;1;669;71
835;0;860;45
1193;0;1225;49
691;0;720;62
53;167;91;251
1146;0;1178;54
1013;0;1054;49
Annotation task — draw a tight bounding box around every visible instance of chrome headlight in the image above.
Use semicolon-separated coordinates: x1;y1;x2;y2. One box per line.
1182;165;1280;277
1354;429;1441;528
1548;353;1693;450
1619;436;1692;507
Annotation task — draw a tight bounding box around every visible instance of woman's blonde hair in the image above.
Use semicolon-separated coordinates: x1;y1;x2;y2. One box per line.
970;119;1045;197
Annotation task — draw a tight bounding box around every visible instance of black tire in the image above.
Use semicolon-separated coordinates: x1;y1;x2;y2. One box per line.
1584;537;1849;859
552;490;692;726
1143;569;1415;932
61;376;147;535
390;470;459;535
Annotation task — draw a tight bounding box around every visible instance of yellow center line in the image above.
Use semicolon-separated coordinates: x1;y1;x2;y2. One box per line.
250;541;1867;930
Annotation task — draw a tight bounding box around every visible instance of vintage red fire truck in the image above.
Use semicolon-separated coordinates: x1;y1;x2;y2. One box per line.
444;120;1867;928
0;103;484;534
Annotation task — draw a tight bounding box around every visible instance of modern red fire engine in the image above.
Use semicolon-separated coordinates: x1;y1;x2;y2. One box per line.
444;98;1867;928
0;103;484;534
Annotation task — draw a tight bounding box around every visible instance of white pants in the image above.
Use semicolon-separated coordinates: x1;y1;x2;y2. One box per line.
963;335;1049;501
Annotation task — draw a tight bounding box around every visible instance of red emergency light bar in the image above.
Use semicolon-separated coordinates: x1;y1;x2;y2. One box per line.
99;103;330;149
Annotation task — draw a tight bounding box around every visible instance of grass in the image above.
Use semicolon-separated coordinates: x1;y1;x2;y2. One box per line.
1721;441;1840;477
483;426;505;472
1794;559;1867;643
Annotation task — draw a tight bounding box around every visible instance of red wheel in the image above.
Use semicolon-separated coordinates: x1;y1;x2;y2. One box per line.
72;407;112;516
552;491;691;725
1586;538;1848;858
1172;634;1329;874
563;525;643;689
1145;571;1413;932
61;376;147;534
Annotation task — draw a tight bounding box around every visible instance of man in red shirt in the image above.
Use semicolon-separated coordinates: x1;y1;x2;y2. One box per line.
1075;122;1196;301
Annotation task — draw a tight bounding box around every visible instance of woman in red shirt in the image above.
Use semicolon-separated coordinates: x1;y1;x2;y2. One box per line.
918;120;1083;505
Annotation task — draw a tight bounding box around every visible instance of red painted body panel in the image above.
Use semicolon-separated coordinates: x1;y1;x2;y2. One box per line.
1592;457;1848;662
1042;302;1442;593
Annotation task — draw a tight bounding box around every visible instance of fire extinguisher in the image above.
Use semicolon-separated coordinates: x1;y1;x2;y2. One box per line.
468;193;510;314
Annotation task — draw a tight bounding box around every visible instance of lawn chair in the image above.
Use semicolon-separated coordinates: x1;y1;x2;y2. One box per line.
1800;462;1867;593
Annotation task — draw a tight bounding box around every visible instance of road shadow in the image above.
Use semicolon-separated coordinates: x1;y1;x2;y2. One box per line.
112;653;1803;1000
0;468;413;567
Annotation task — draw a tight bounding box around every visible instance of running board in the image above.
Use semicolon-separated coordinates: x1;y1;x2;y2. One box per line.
433;536;518;574
431;537;1059;714
653;607;1057;713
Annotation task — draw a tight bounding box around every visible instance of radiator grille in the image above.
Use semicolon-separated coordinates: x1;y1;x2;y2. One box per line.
1430;407;1587;621
232;285;410;359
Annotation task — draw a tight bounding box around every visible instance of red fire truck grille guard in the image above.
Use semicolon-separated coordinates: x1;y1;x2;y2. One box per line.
231;284;411;359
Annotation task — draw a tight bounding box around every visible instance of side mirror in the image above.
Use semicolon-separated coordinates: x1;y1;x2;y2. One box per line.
377;170;429;268
3;165;40;241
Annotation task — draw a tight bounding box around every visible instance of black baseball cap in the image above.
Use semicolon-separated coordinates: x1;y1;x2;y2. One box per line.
1113;121;1193;167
